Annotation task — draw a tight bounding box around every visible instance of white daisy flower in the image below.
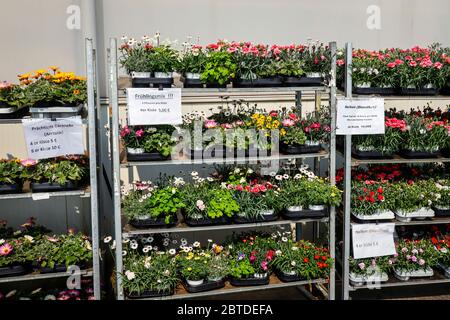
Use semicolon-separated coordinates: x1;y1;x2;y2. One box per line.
103;236;112;244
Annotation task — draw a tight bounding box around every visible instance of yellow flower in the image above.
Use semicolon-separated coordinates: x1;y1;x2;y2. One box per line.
18;73;31;81
49;66;59;72
187;267;192;271
280;128;287;136
34;69;46;76
73;89;80;95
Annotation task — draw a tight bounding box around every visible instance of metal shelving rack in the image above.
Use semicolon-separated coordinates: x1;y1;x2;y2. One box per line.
108;38;338;300
339;42;450;300
0;39;101;300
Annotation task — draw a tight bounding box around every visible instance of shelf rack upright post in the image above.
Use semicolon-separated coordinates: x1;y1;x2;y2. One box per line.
108;38;338;301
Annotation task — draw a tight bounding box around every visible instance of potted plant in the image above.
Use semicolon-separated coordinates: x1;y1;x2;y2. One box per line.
271;46;305;86
229;235;276;286
20;68;87;118
205;243;230;284
279;115;308;154
148;45;178;88
0;236;35;277
431;179;450;216
120;125;146;156
177;244;208;288
119;36;154;87
181;178;239;226
351;180;395;221
0;82;27;119
392;239;438;281
31;232;92;273
121;241;178;298
201;49;237;88
179;43;207;88
25;156;88;192
300;111;330;151
122;181;185;228
273;238;332;282
301;41;330;85
353;117;406;159
301;178;342;211
391;180;435;222
0;159;25;194
431;229;450;277
349;256;393;286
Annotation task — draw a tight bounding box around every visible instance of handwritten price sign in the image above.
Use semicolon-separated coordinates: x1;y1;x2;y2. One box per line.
352;223;396;259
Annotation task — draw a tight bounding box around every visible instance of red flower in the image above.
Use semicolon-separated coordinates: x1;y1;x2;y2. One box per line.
303;258;309;263
314;255;320;260
321;256;327;261
377;187;383;194
378;194;385;202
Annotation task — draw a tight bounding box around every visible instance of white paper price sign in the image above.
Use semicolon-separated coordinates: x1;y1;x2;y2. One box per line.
336;98;385;135
22;117;84;160
352;223;396;259
127;88;182;125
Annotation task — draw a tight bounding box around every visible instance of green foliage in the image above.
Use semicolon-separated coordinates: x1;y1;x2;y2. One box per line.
281;127;307;145
201;51;237;85
120;44;152;74
149;46;179;72
349;256;394;276
142;132;175;157
393;239;438;272
25;157;88;185
390;180;435;213
0;84;26;108
0;159;25;185
178;47;207;74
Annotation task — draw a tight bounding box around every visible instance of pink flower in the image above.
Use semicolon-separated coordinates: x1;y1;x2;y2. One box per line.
20;159;37;167
233;120;245;127
395;59;404;65
0;243;13;256
411;256;417;262
261;260;268;271
204;120;218;129
221;123;233;129
135;129;144;138
196;200;206;211
120;125;131;137
418;259;425;266
235;185;244;191
250;255;256;262
269;111;278;117
434;62;443;69
358;262;365;270
337;59;345;66
387;62;396;68
304;126;311;133
282;119;295;127
409;61;417;67
323;125;331;132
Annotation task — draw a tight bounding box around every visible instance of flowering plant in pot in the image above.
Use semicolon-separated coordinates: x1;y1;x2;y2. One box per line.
20;67;87;108
201;49;236;87
351;180;395;220
0;236;35;277
0;82;26;111
119;36;153;77
274;46;305;84
177;243;210;287
0;159;25;194
122;180;185;228
179;43;207;87
120;240;178;298
353;117;406;158
390;180;435;221
181;176;239;225
349;256;394;285
31;232;92;273
300;110;331;147
300;177;342;211
149;45;179;79
430;179;450;215
120;125;146;154
25;156;88;192
272;238;331;281
300;41;331;79
205;243;231;282
392;239;438;281
431;228;450;271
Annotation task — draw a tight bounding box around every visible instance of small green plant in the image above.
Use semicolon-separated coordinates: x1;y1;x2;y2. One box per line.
281;127;307;146
119;39;153;74
178;45;207;74
349;256;394;276
201;51;237;85
177;248;209;281
0;82;26;108
142;131;176;157
25;156;88;185
0;236;35;268
149;46;179;73
390;180;435;213
0;159;25;185
351;181;394;215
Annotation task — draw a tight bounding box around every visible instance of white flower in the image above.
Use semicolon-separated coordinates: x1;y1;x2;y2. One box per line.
208;239;213;243
191;171;199;177
24;235;34;243
276;250;282;255
125;270;136;280
147;236;154;243
143;247;150;253
122;238;130;244
111;240;116;250
269;172;276;177
294;174;301;180
234;168;241;174
291;261;297;266
239;177;246;184
0;239;5;245
169;249;176;255
281;237;288;242
122;250;127;256
130;240;138;248
207;177;214;182
103;236;112;244
164;270;170;276
441;248;448;254
419;129;426;134
292;246;299;251
197;178;205;183
275;175;283;181
157;279;162;284
193;241;201;248
283;174;290;180
247;169;253;174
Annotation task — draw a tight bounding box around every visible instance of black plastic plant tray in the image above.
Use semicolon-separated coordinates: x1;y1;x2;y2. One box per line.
440;86;450;95
0;106;29;119
132;78;151;88
275;271;305;283
205;83;228;88
127;152;170;162
38;264;68;274
399;149;439;159
31;181;78;193
129;216;178;229
398;87;437;96
126;289;174;299
281;143;322;155
182;279;225;293
233;77;283;88
233;213;278;224
184;216;230;227
0;183;22;195
353;87;396;95
282;76;323;87
183;78;204;88
229;276;270;287
352;148;393;160
0;265;27;278
148;77;174;89
282;208;328;220
440;148;450;158
432;206;450;217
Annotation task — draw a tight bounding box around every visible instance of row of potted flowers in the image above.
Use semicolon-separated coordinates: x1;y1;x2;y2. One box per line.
122;104;331;161
337;45;450;95
120;35;330;88
0;67;87;117
122;166;342;228
107;232;332;298
0;286;96;301
0;156;89;194
350;227;450;285
352;107;450;159
0;218;92;278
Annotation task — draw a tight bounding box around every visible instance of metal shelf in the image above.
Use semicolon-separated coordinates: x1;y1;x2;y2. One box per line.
349;216;450;227
0;269;93;284
123;217;329;237
135;276;327;300
351;155;450;166
121;151;330;167
349;271;450;291
0;188;91;200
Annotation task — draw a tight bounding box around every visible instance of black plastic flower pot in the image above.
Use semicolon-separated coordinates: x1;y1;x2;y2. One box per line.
126;288;174;299
233;77;283;88
0;265;27;278
129;215;178;229
351;148;394;160
441;86;450;95
148;77;174;89
275;270;305;283
398;87;437;96
282;208;328;220
0;105;30;119
0;183;22;195
127;152;171;162
293;76;324;86
205;83;228;89
38;264;68;274
441;148;450;158
229;275;270;286
352;87;397;95
280;143;322;155
399;149;439;159
432;206;450;217
184;215;230;227
131;78;152;88
30;181;78;193
233;212;279;224
182;78;204;88
182;279;226;293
